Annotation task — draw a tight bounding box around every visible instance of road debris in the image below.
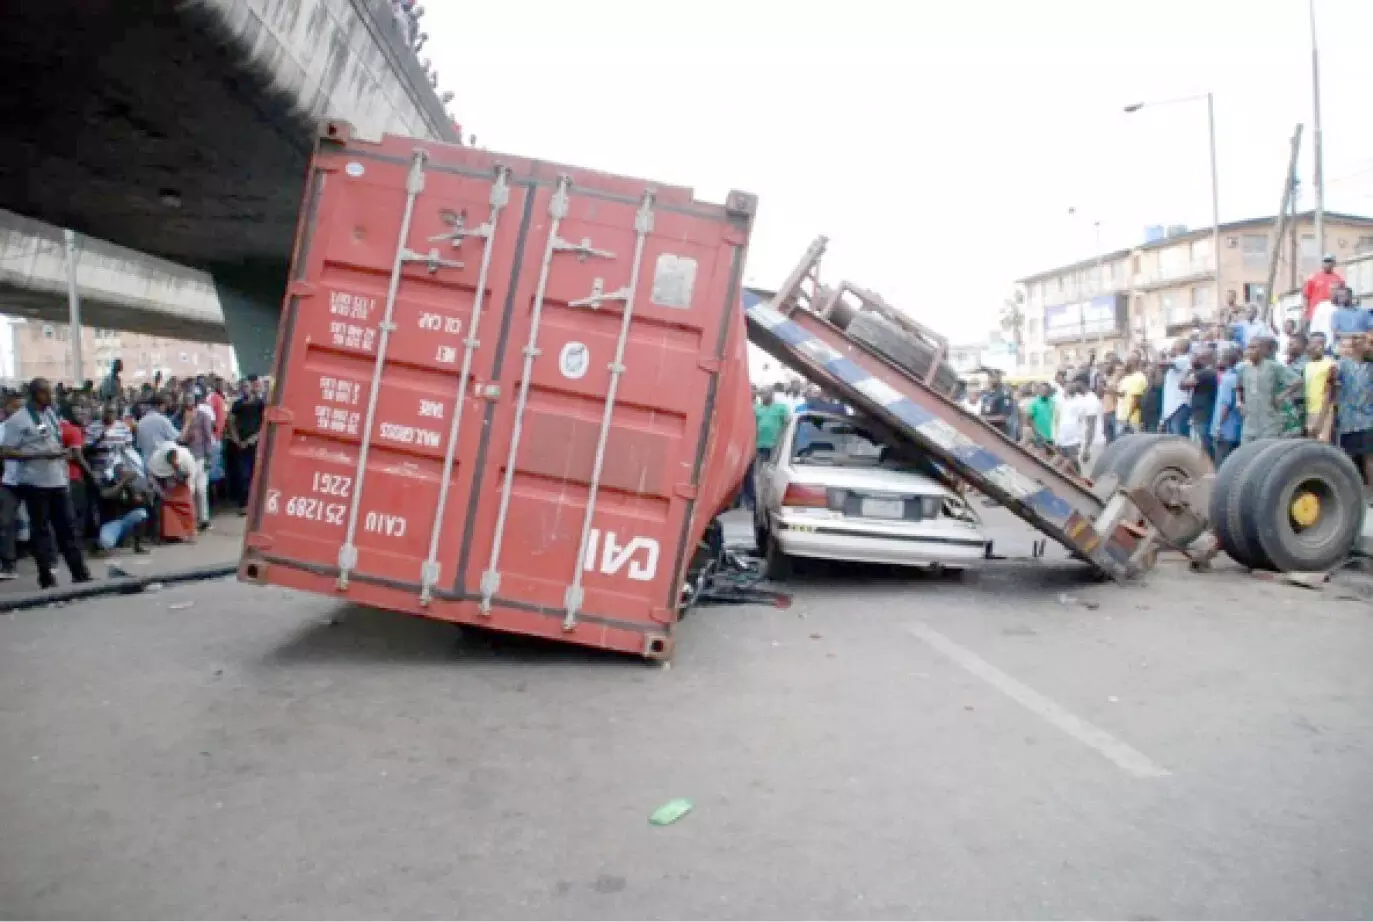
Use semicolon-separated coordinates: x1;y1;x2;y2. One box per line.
168;601;195;611
649;798;693;826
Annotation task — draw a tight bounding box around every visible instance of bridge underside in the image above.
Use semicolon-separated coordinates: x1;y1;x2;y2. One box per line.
0;283;228;345
0;0;441;371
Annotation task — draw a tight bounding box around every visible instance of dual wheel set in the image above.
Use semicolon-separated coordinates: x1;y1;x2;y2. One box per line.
1093;433;1365;573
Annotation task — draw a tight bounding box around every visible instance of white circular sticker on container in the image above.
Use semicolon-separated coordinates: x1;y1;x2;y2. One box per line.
559;341;590;380
345;161;366;178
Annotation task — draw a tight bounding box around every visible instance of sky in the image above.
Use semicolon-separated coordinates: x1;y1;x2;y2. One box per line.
424;0;1373;344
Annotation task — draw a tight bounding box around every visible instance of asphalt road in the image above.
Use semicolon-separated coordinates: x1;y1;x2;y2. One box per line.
2;522;1372;919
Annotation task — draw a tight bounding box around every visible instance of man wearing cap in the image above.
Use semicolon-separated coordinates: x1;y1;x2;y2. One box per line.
1303;254;1345;327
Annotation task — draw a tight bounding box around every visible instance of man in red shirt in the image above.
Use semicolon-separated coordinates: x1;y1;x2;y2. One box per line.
1303;254;1345;324
60;405;98;543
207;376;228;439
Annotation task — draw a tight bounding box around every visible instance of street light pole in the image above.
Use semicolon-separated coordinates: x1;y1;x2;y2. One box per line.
1310;0;1326;260
1207;91;1221;318
1125;92;1222;320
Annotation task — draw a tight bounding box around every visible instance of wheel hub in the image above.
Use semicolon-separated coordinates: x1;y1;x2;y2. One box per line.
1290;491;1321;528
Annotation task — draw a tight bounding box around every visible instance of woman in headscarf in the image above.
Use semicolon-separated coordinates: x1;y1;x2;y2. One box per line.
146;442;198;542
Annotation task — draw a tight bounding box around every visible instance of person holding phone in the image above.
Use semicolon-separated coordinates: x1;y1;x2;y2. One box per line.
0;378;91;589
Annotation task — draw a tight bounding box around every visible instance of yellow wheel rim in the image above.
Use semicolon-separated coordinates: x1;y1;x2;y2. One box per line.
1290;491;1321;528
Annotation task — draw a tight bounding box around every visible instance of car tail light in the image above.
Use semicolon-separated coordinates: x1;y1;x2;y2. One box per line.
782;483;829;509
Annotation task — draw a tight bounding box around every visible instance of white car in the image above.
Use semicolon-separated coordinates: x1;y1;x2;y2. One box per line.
753;411;989;577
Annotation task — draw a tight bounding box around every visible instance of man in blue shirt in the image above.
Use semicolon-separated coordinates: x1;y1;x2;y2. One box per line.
1211;346;1243;466
1329;285;1372;341
1231;304;1269;350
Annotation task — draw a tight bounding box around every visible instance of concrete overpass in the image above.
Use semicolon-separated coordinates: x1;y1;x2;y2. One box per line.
0;209;225;344
0;0;458;373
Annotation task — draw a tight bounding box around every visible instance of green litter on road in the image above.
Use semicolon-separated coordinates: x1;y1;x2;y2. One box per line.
649;798;693;826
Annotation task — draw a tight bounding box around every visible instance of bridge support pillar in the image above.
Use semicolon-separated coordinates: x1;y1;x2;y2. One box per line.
212;262;287;378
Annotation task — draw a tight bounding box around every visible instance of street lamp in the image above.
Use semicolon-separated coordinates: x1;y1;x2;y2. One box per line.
1124;92;1221;321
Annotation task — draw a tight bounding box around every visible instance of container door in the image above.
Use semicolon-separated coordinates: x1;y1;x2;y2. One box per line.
459;177;738;631
255;150;528;602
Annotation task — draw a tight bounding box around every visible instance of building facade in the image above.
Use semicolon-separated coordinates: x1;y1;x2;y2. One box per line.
1014;211;1373;375
0;316;237;388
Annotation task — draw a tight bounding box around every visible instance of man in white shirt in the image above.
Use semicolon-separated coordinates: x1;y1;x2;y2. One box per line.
1055;379;1101;472
1309;294;1337;344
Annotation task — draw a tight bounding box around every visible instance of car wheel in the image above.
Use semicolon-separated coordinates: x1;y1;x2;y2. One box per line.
764;532;792;581
1244;440;1365;573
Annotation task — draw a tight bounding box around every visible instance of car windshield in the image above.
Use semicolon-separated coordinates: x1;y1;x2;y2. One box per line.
791;415;925;472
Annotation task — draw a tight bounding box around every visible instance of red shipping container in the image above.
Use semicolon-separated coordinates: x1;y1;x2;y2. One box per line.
239;123;757;659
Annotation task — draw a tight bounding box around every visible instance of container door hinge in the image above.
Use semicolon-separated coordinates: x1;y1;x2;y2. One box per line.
696;357;721;374
287;281;317;299
673;483;698;500
554;236;616;262
265;406;295;424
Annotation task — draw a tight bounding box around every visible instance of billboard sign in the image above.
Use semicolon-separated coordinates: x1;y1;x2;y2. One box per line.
1043;294;1123;343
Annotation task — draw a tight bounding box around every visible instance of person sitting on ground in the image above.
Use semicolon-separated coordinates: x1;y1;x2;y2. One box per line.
97;447;154;554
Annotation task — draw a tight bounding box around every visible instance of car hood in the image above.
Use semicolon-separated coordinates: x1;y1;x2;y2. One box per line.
786;463;953;497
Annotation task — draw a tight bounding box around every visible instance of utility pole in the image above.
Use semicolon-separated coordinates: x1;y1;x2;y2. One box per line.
1264;125;1305;329
1207;92;1222;318
62;229;84;381
1310;0;1326;260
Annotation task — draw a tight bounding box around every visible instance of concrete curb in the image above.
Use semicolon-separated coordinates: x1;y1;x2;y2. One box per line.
0;563;239;613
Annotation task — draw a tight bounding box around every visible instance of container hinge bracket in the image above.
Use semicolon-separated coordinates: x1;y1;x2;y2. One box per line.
562;586;584;631
418;560;442;606
265;406;295;424
402;246;465;273
336;543;359;589
570;279;631;310
697;357;721;374
673;483;698;500
553;236;615;262
478;569;500;615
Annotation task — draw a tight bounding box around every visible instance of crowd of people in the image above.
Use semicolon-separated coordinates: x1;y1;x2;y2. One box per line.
388;1;460;121
0;360;269;590
967;262;1373;489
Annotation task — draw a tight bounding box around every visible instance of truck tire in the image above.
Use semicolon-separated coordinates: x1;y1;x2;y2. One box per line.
1242;440;1365;573
1109;435;1214;546
1209;439;1290;569
845;312;960;396
1089;432;1147;481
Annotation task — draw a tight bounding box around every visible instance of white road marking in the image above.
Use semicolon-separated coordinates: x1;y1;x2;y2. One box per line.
906;622;1171;779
